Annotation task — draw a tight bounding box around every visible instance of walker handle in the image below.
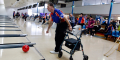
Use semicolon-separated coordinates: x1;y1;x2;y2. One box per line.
66;31;74;35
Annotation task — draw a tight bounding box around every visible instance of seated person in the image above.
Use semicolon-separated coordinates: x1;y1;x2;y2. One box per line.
16;12;20;18
105;24;114;38
94;20;101;33
34;15;38;20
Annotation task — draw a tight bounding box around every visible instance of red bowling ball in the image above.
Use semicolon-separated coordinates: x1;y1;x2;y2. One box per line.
22;45;29;52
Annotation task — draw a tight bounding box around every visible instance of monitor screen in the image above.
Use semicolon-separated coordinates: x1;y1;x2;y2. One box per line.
61;4;66;8
49;0;58;4
26;6;28;9
32;4;37;8
65;0;80;2
39;2;45;7
28;5;32;9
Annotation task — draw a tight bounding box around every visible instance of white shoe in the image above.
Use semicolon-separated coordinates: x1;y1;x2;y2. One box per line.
86;34;88;36
91;35;92;38
50;51;59;54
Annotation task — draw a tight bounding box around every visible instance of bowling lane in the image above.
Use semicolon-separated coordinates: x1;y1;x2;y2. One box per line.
0;31;23;34
0;48;43;60
0;17;45;60
0;27;22;34
0;27;18;29
0;24;16;25
0;37;28;43
0;38;43;60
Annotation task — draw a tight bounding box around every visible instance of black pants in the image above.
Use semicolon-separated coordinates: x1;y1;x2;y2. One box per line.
87;28;94;36
71;23;74;29
78;23;84;28
25;17;26;21
42;18;45;24
13;16;15;19
55;22;68;52
94;25;101;33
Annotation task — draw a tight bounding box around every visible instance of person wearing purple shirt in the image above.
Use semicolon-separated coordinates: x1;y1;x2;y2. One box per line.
87;16;95;37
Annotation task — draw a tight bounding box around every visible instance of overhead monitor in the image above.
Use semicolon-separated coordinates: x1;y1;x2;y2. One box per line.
49;0;58;4
32;4;37;8
26;6;28;9
65;0;80;2
23;7;26;10
39;2;45;7
61;4;66;8
28;5;32;9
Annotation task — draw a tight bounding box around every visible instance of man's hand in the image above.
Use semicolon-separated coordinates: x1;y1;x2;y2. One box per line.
46;30;49;33
69;26;72;31
90;24;92;26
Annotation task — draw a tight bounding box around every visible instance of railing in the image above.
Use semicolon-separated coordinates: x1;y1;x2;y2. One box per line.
83;0;120;6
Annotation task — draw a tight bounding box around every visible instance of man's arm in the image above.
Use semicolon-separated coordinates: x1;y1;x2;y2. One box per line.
56;10;72;30
64;17;71;27
46;17;53;33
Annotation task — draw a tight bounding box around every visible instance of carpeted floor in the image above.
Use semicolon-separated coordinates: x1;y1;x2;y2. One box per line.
95;32;116;42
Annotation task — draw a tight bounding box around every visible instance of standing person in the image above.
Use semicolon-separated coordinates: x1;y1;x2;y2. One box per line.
46;2;72;54
69;14;75;29
22;13;24;19
42;13;47;24
24;13;27;21
87;16;95;37
75;17;78;26
85;17;88;24
78;13;85;28
13;11;15;19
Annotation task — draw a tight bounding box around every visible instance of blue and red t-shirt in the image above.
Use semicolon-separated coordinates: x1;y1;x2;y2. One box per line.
78;17;84;24
50;8;65;23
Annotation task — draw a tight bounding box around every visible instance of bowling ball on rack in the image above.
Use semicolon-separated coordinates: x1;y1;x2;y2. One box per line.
22;45;29;52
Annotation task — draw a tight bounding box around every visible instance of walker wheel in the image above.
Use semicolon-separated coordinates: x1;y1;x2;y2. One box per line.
70;56;73;60
83;55;88;60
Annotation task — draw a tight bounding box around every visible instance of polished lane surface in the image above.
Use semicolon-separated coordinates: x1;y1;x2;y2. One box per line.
0;18;44;60
14;18;120;60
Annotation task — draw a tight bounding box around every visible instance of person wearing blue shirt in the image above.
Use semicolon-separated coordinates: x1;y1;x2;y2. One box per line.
24;13;27;21
102;20;105;24
105;24;114;39
13;11;15;19
46;2;72;54
78;13;85;28
69;14;75;28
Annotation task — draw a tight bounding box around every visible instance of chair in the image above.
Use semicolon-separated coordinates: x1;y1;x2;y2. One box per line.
30;17;34;21
35;18;39;23
112;31;115;37
115;31;119;37
82;25;86;29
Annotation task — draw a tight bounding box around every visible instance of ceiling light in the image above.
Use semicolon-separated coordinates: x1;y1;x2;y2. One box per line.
0;0;4;4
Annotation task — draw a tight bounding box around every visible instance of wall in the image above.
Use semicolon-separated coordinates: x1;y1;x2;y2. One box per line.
18;7;50;16
18;9;28;14
58;3;120;15
0;4;7;15
6;7;17;18
66;1;82;7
